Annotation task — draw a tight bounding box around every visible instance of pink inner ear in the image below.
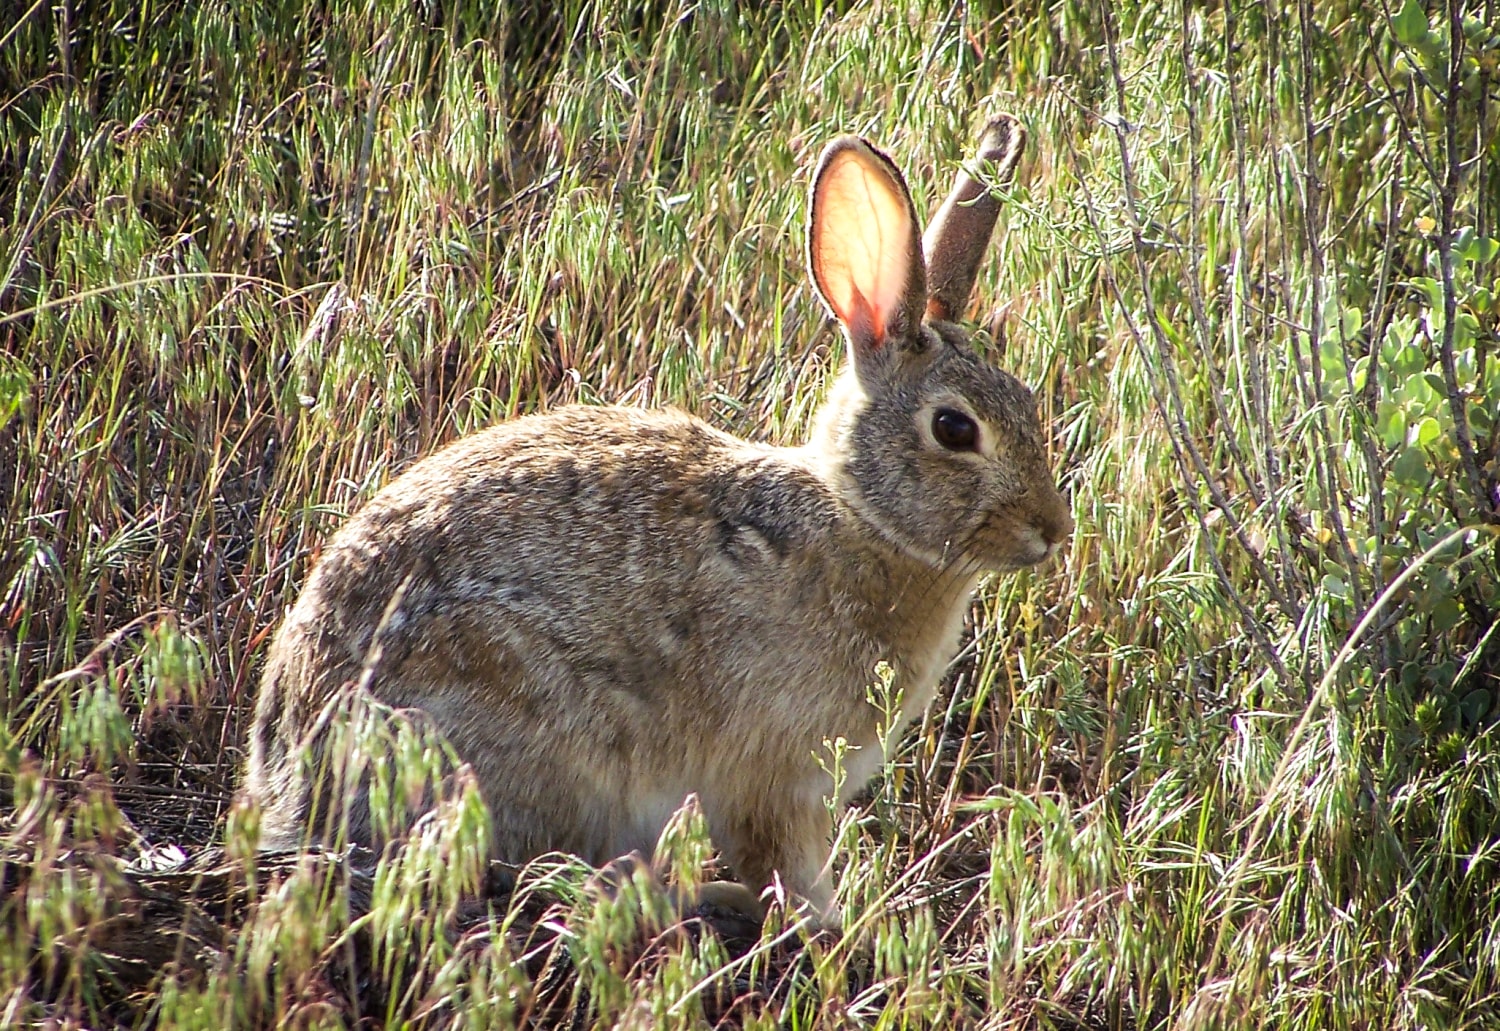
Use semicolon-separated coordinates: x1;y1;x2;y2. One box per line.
810;141;918;352
836;285;884;349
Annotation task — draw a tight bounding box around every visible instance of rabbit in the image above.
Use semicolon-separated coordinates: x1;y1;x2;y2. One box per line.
244;113;1073;924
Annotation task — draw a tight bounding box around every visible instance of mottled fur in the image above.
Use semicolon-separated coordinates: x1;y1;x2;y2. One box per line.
245;115;1072;919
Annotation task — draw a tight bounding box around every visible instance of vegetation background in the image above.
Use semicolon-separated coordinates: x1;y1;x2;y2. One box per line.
3;0;1499;1027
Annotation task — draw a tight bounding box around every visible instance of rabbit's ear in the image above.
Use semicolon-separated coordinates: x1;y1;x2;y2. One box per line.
808;137;926;370
921;115;1026;324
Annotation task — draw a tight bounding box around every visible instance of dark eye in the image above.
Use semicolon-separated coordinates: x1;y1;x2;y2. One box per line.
932;409;979;451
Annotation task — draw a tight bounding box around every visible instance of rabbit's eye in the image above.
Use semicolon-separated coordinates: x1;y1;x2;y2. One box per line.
932;409;979;451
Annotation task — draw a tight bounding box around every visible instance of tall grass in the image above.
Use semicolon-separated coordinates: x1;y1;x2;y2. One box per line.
3;0;1498;1027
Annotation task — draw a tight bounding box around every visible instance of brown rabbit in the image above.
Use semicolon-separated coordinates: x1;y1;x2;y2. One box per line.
245;114;1072;921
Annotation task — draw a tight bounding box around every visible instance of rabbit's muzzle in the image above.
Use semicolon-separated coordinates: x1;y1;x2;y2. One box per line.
1034;485;1075;560
976;484;1073;570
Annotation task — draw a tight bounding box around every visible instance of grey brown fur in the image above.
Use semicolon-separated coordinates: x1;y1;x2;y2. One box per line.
245;114;1073;920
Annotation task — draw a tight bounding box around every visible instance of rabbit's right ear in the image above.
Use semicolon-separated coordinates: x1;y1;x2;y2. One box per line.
808;137;926;377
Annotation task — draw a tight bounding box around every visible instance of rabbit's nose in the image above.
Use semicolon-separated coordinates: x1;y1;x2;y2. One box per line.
1039;492;1074;554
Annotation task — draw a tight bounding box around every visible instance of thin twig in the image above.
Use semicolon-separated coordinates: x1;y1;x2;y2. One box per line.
1435;0;1495;518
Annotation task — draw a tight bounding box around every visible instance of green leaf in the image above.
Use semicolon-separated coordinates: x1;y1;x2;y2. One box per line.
1399;372;1438;413
1431;659;1457;688
1351;354;1371;393
1462;14;1495;44
1378;401;1407;447
1451;227;1498;266
1383;315;1417;358
1456;225;1477;262
1458;346;1478;381
1469;398;1492;434
1455;311;1479;348
1391;445;1432;486
1393;0;1429;45
1319;334;1343;367
1392;341;1426;377
1415;415;1441;447
1341;306;1362;338
1322;573;1350;600
1459;688;1491;725
1401;662;1425;690
1408;276;1443;310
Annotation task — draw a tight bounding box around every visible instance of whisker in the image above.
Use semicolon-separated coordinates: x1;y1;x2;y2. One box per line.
890;516;992;616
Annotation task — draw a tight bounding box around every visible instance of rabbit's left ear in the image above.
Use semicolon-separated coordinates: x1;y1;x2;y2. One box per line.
808;137;926;372
922;114;1026;324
